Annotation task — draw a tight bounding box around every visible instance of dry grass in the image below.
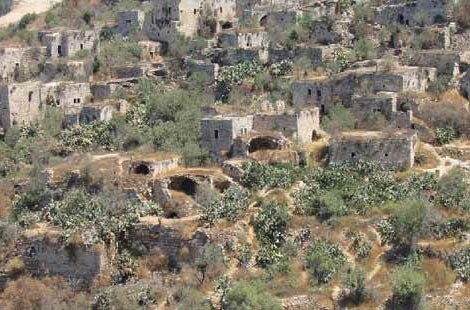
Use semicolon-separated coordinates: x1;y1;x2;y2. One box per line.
5;257;25;278
439;89;469;106
414;142;441;169
423;258;456;294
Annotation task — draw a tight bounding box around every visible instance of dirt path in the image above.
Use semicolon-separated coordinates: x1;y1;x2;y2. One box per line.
0;0;62;27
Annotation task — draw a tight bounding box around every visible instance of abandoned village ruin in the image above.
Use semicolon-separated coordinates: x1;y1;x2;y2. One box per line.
0;0;468;308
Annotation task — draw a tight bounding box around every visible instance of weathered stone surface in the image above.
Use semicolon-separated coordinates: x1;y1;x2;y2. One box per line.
329;130;418;170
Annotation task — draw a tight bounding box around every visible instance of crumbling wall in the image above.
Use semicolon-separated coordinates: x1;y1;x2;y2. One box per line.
252;109;320;143
187;60;219;84
329;131;417;170
17;235;113;290
128;222;208;265
0;82;42;129
201;116;253;156
118;10;145;36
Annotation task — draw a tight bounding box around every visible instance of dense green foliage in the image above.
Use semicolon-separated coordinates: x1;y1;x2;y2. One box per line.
448;247;470;281
305;239;347;283
200;186;250;225
223;281;282;310
253;201;291;248
390;266;426;309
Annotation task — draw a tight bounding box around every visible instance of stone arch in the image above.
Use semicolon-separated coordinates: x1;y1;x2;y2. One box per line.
259;15;268;27
134;163;151;175
168;176;198;196
221;21;233;29
248;136;283;153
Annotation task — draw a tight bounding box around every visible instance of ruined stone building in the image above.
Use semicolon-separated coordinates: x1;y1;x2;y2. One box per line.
328;130;418;170
118;10;145;36
0;81;92;129
217;28;269;49
39;29;100;58
375;0;457;27
292;66;437;110
405;50;470;77
145;0;238;42
200;108;320;157
0;47;46;82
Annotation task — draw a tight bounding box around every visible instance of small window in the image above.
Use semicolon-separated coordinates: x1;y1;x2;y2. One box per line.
351;152;356;158
317;90;321;98
194;9;197;15
28;91;33;102
385;153;389;157
214;130;219;139
308;89;312;96
80;43;84;50
220;7;223;13
126;19;132;24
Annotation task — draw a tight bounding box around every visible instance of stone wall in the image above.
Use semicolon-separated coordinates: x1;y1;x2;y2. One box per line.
0;82;42;129
118;10;145;36
91;82;122;101
40;30;99;58
187;60;219;84
218;30;268;49
405;50;464;76
41;60;91;82
328;131;417;170
292;67;437;109
128;221;208;264
16;234;113;290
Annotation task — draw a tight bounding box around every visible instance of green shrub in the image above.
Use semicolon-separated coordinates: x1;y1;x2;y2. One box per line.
253;201;290;248
436;168;470;211
241;162;299;190
347;231;372;259
305;239;347;283
435;127;456;145
391;266;426;309
353;38;377;60
343;268;368;304
448;247;470;281
223;281;282;310
322;104;356;133
200;186;250;225
195;243;226;284
378;200;430;251
18;13;37;30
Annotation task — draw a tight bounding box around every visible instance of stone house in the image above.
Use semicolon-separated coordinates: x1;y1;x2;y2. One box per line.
0;47;46;82
145;0;237;42
217;28;268;49
292;66;437;110
0;81;91;129
118;10;145;36
138;40;162;60
200;108;320;157
39;29;100;58
0;81;42;129
375;0;456;27
328;130;418;170
351;92;414;130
